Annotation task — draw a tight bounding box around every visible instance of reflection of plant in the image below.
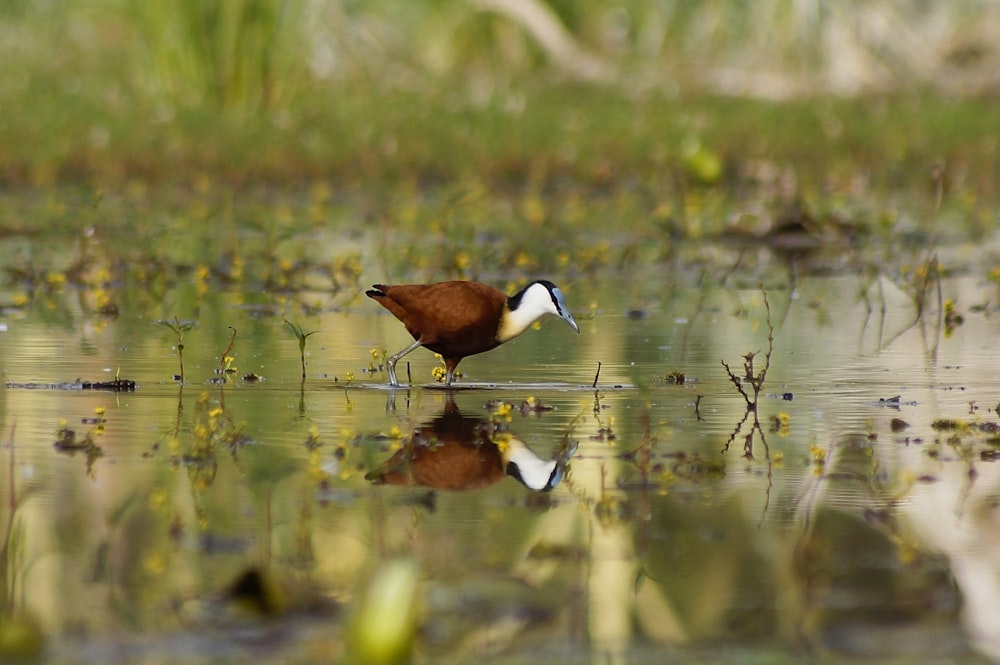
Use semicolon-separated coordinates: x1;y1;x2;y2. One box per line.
53;407;108;477
157;318;194;383
719;288;778;458
1;426;45;659
173;393;252;491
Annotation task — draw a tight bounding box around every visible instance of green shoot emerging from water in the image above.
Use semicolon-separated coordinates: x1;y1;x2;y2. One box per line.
218;327;238;383
157;318;194;383
285;320;319;380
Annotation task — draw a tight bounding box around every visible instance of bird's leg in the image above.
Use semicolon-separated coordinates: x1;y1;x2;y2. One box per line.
385;339;423;387
444;359;459;387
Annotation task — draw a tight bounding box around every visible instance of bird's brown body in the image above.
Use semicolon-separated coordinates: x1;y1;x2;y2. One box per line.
368;281;506;360
366;279;579;386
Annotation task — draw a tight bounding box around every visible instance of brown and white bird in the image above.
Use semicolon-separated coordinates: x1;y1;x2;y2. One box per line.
366;280;579;386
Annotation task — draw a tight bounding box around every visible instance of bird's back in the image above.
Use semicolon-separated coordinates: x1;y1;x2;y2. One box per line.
367;281;508;355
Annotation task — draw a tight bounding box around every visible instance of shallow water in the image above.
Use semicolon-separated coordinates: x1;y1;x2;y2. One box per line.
3;232;1000;663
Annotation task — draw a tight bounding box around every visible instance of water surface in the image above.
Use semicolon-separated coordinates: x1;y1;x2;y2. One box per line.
3;229;1000;664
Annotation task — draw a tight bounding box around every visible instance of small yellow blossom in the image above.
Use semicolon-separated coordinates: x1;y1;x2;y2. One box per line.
143;552;166;575
148;489;168;511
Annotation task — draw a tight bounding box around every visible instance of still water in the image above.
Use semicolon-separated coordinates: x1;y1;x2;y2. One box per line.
3;243;1000;663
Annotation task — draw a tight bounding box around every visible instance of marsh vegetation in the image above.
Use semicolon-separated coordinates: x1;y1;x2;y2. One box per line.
2;1;1000;664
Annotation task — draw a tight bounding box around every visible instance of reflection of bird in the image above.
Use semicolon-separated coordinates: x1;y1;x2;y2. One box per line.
366;280;579;386
365;408;570;491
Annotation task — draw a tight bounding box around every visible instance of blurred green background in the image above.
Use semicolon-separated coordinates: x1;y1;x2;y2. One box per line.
2;0;997;192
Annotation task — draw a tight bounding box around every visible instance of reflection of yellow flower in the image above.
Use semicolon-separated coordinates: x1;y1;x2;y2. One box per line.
143;552;166;575
46;271;67;290
94;406;106;416
493;432;511;452
897;543;917;564
148;489;168;511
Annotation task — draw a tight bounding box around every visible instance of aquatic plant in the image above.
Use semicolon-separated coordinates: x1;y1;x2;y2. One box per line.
721;288;774;413
216;327;238;384
284;320;319;380
720;288;777;467
157;318;194;383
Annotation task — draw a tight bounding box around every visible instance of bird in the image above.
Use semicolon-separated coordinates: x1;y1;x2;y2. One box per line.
366;280;579;387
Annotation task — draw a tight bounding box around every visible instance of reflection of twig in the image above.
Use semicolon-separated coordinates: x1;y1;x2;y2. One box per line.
721;409;753;456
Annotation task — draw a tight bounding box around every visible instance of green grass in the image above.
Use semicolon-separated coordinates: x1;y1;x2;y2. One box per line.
1;1;998;284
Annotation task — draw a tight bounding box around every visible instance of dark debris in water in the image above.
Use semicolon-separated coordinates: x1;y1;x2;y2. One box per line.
5;378;137;391
930;418;1000;433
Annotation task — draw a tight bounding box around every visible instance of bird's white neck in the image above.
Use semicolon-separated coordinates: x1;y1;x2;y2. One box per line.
496;283;555;343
